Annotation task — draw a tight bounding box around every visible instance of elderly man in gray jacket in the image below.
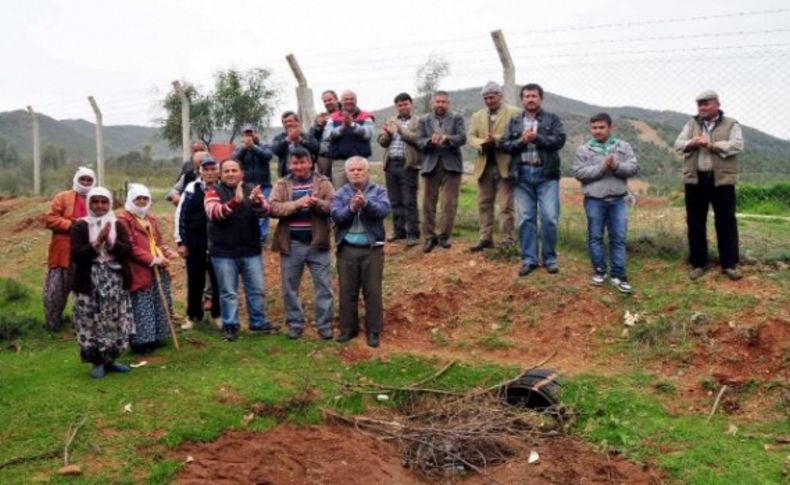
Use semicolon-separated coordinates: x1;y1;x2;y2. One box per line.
573;113;639;294
417;90;467;253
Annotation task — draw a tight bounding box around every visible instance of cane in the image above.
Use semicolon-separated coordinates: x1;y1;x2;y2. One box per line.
153;265;180;351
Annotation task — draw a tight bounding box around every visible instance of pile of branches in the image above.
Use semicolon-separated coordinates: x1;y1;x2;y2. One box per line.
326;352;562;480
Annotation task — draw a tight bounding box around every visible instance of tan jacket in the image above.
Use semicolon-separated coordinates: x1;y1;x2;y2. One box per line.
377;115;420;171
467;104;520;179
674;114;744;187
269;174;335;253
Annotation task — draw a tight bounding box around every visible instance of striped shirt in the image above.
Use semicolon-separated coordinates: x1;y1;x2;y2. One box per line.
289;176;314;243
520;115;540;165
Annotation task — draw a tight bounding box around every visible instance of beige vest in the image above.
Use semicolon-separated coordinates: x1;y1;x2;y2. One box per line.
682;116;738;186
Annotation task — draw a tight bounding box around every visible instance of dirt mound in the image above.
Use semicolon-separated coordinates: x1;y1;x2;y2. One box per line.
175;425;660;485
12;213;46;232
175;425;422;484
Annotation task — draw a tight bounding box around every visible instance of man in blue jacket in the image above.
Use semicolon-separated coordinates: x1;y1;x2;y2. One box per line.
502;83;567;277
330;156;391;348
233;123;274;242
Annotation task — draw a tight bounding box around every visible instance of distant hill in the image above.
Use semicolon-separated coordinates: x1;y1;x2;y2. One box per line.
0;110;177;160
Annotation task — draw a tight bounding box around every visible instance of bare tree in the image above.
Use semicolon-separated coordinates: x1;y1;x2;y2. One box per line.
415;54;450;114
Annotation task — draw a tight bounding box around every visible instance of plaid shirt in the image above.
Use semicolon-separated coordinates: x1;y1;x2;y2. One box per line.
520;115;540;164
387;116;411;160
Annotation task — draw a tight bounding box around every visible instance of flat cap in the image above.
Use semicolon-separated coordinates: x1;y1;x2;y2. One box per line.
695;90;719;102
481;81;503;97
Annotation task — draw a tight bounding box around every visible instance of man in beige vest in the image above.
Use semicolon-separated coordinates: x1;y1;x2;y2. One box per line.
467;82;521;251
674;90;744;281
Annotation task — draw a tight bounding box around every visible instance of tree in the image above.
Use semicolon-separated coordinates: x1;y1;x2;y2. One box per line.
158;68;278;148
213;68;277;144
0;137;20;167
415;54;450;114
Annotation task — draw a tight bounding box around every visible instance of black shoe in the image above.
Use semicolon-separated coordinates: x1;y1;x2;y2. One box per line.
423;238;438;253
470;240;494;252
387;234;405;242
106;362;131;373
335;330;359;343
545;264;559;274
250;323;281;334
518;264;538;277
438;235;452;249
406;236;419;248
223;325;239;341
366;332;380;348
318;327;334;340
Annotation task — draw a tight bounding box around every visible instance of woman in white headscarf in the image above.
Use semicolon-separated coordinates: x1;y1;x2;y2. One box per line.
43;166;96;331
70;187;135;379
118;184;177;353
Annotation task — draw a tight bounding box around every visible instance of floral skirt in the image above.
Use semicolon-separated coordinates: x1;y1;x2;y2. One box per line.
130;271;173;347
73;263;134;365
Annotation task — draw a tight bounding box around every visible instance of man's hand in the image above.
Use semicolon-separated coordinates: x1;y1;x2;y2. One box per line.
603;154;615;171
242;135;254;148
350;190;365;211
177;245;188;259
316;113;328;127
521;128;537;144
482;133;495;146
235;184;245;203
169;193;181;206
342;112;353;128
250;185;264;205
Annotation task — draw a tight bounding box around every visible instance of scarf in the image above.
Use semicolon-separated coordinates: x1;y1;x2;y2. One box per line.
72;166;96;195
83;187;117;263
124;183;152;218
587;137;619;156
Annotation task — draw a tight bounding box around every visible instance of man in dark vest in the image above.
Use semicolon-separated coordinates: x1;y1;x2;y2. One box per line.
327;90;375;189
674;90;744;281
271;111;320;178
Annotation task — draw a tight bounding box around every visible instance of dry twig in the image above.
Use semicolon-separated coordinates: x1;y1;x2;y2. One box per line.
706;385;729;423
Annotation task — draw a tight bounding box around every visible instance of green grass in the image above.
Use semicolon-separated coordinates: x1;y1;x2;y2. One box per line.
564;374;790;484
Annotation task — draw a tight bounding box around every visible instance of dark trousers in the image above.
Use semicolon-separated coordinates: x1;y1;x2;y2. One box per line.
185;244;220;320
336;245;384;335
385;160;420;238
684;172;739;269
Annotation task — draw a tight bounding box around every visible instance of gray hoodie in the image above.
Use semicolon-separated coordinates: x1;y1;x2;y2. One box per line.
572;139;639;200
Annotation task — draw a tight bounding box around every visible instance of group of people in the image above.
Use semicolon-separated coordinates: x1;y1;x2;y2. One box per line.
43;83;745;377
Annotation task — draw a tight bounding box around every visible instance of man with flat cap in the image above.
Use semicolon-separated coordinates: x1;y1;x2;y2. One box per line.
467;82;520;251
674;90;744;281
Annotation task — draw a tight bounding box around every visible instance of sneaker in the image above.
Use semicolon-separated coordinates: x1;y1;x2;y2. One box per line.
286;327;303;340
518;264;538;277
590;273;607;286
318;327;334;340
545;264;559;274
212;318;223;330
610;277;634;294
438;235;452;249
90;365;106;379
689;267;707;281
180;318;198;331
406;236;419;248
423;238;438;253
723;267;742;280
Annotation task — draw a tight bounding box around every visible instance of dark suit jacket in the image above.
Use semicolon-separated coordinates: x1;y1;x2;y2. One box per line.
416;112;466;175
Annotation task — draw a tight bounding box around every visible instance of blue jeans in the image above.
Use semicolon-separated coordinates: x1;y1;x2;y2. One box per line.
258;187;272;242
211;255;269;329
514;166;560;267
584;197;628;278
280;240;333;331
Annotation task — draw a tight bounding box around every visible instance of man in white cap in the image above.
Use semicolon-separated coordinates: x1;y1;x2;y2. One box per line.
674;90;744;281
467;82;520;252
43;166;96;331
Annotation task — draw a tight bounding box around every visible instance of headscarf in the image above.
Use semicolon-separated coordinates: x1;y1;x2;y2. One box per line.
83;187;117;262
72;166;96;195
124;183;152;218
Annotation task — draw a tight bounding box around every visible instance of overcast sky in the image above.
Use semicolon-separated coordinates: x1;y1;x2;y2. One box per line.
2;0;789;139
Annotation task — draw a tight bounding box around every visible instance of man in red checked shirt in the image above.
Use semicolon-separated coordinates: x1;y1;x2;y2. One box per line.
204;159;279;341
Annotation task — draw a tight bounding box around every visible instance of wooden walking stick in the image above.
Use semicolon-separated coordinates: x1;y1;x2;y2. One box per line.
153;265;180;351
